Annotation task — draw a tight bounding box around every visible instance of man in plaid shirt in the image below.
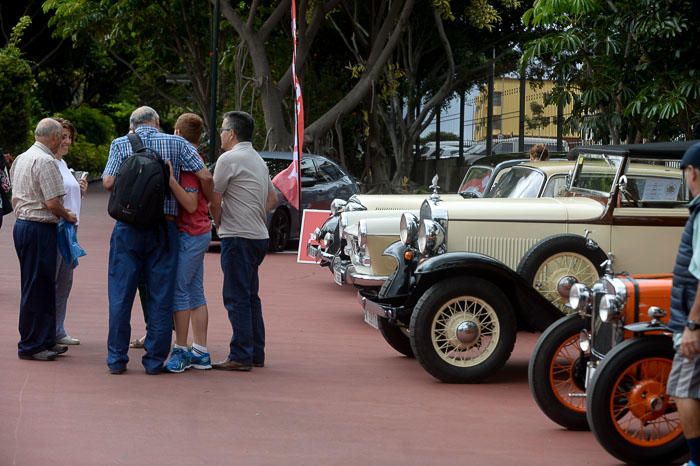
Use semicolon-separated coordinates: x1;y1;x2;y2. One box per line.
11;118;77;361
102;106;214;375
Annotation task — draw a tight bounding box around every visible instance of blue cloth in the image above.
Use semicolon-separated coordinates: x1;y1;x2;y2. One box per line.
174;230;211;312
13;219;58;356
57;219;86;269
220;237;268;365
103;126;204;216
106;220;179;372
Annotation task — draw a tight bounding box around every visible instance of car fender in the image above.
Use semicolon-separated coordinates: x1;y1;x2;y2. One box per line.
414;252;563;332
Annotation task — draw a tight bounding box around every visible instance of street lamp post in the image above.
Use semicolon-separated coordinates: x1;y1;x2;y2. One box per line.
207;0;221;164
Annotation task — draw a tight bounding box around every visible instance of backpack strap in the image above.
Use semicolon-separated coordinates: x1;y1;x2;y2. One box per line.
127;133;145;153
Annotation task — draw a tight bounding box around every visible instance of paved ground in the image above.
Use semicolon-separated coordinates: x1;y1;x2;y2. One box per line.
0;185;639;465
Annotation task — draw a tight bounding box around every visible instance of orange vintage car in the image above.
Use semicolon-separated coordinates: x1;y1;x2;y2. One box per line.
529;254;685;464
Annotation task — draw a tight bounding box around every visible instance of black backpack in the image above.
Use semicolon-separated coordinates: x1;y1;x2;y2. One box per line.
108;133;169;228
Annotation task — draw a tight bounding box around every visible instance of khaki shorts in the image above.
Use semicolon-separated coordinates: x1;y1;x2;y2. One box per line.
667;338;700;399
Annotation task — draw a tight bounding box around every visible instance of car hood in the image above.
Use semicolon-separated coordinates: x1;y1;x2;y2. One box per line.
430;197;606;222
355;194;464;211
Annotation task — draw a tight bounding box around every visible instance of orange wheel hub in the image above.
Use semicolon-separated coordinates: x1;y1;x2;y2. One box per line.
628;380;669;422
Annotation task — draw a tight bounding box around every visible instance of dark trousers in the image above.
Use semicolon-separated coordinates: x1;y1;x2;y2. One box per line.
14;219;58;356
107;221;178;372
221;237;268;364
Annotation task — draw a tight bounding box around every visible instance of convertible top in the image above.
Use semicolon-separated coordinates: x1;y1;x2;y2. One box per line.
570;140;700;160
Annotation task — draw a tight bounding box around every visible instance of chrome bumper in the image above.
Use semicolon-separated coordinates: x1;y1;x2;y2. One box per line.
358;293;397;320
346;265;388;288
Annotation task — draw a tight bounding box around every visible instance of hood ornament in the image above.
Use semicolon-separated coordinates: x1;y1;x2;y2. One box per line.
429;174;441;202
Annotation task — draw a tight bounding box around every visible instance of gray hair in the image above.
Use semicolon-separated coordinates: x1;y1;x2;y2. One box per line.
34;118;62;139
222;111;254;142
129;106;160;129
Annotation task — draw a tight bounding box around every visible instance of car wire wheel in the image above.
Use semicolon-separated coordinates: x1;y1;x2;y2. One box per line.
587;336;686;464
430;295;500;366
532;252;599;314
410;277;516;383
517;234;607;317
529;314;590;430
608;358;678;446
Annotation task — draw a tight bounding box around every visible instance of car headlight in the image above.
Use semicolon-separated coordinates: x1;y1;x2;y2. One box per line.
568;283;591;314
599;294;622;322
330;199;347;215
417;219;445;255
400;213;419;245
358;220;368;249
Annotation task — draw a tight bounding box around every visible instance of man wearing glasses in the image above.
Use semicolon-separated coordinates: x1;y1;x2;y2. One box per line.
210;111;276;371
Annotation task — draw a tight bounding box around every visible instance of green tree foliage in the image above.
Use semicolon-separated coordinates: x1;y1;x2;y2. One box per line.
43;0;216;131
57;105;115;173
0;17;36;154
522;0;700;143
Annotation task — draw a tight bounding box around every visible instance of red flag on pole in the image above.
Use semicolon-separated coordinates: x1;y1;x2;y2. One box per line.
272;0;304;210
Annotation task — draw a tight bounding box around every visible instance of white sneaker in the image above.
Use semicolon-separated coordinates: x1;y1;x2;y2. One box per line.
57;336;80;345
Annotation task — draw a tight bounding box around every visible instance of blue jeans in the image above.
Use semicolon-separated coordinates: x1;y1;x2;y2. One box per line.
107;221;178;372
13;219;57;356
220;237;268;365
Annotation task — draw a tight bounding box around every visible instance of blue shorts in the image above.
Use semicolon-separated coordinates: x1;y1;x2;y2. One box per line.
174;231;211;312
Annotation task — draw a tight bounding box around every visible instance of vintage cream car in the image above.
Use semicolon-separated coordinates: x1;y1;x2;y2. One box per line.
307;155;533;275
359;141;695;384
343;159;576;288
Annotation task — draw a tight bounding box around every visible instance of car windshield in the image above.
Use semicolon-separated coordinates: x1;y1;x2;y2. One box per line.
458;166;493;197
570;153;624;197
485;166;545;198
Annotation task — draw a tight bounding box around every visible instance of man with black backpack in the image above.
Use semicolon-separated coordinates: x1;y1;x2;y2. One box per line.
102;106;214;375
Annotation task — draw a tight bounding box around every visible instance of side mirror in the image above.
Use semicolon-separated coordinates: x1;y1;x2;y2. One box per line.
301;176;316;188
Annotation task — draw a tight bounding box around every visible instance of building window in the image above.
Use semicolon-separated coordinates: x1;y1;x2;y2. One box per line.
493;91;502;106
493;115;502;131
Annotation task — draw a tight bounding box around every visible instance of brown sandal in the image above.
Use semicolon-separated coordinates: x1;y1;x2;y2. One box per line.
129;335;146;349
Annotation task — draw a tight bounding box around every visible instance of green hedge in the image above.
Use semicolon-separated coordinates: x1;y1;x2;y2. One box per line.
0;43;34;154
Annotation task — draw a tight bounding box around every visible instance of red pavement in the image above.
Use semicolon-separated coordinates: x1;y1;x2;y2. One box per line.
0;185;637;465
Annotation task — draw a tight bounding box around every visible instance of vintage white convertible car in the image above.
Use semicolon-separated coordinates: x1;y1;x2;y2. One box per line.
343;159;575;288
359;141;695;384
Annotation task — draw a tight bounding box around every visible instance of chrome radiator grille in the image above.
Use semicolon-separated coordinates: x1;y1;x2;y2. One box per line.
590;292;623;361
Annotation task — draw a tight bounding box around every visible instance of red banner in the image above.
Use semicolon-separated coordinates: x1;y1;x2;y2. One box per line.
272;0;303;210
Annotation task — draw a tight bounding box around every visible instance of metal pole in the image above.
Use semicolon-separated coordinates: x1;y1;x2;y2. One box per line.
557;81;564;152
459;90;465;164
519;73;526;153
434;107;441;178
207;0;221;164
486;47;495;156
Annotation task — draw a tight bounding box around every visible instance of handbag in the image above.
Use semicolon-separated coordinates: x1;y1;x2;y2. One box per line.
0;165;11;216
